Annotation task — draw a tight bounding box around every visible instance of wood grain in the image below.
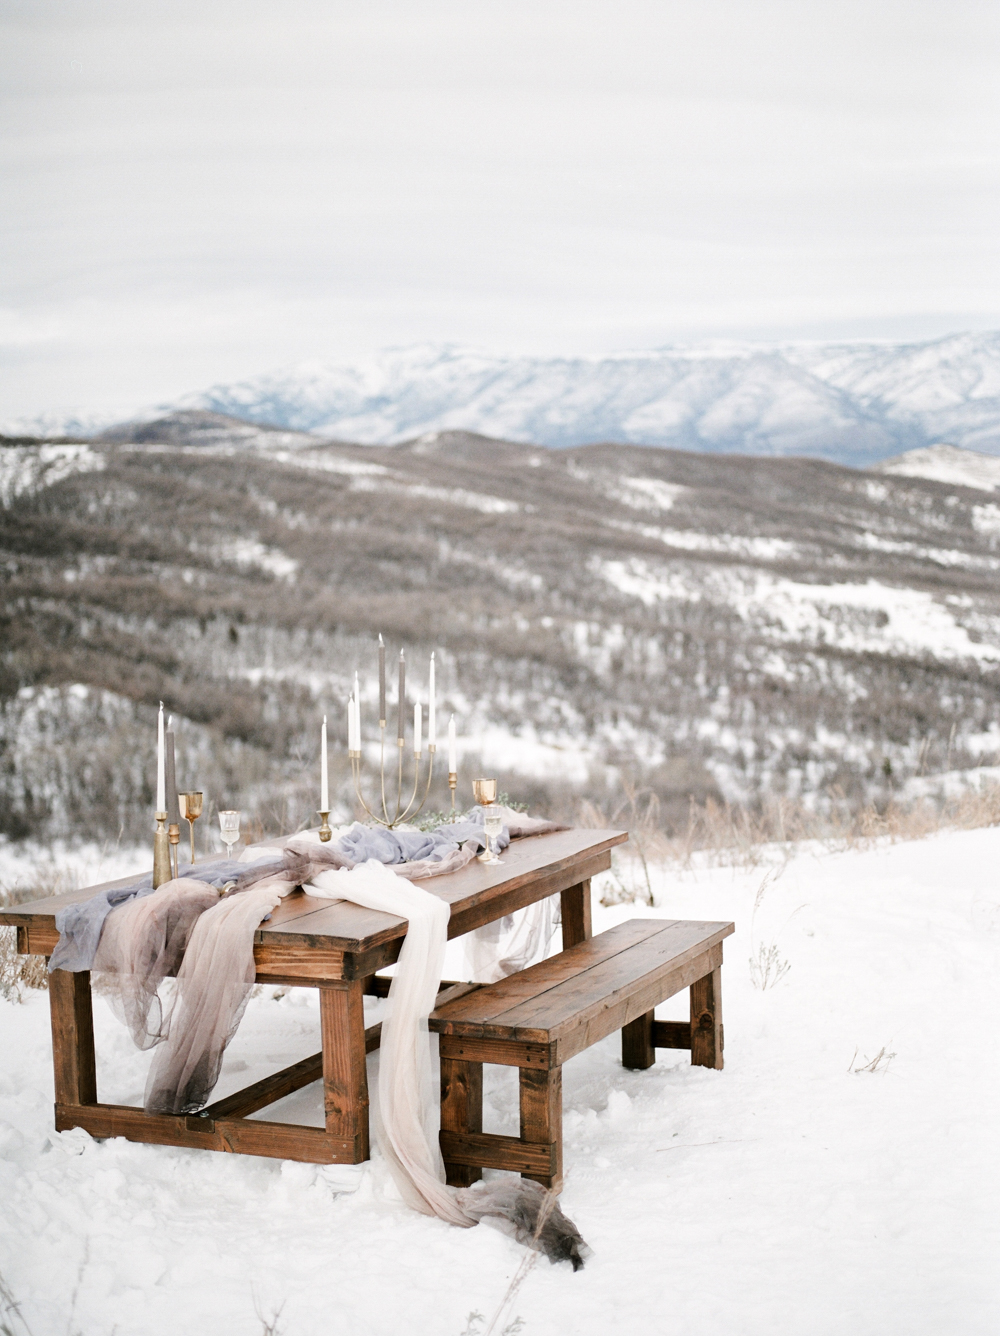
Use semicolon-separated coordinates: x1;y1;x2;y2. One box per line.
560;879;593;949
438;1130;556;1177
621;1009;656;1069
320;981;370;1160
440;1056;484;1187
651;1019;692;1050
202;1052;323;1121
690;966;724;1070
436;1035;557;1070
429;918;665;1030
53;1102;358;1164
519;1066;562;1189
48;969;97;1107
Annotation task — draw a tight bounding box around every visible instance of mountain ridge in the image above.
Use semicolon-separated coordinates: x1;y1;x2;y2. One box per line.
9;331;1000;465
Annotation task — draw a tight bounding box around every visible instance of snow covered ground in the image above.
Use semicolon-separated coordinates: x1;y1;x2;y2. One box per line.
1;828;999;1335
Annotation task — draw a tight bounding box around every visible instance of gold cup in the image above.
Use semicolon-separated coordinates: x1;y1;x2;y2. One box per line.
180;791;204;864
472;778;500;863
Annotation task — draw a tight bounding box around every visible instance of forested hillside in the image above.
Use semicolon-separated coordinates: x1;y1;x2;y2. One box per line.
2;414;999;843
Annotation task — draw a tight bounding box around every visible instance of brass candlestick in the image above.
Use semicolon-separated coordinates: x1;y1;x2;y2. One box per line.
318;811;332;842
179;791;203;864
168;821;181;879
152;811;171;888
448;771;457;812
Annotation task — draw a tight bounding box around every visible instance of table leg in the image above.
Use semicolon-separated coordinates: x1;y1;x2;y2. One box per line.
690;967;724;1070
560;879;592;949
48;968;97;1108
320;981;370;1161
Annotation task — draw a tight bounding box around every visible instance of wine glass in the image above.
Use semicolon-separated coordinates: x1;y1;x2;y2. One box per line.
218;809;241;859
180;791;203;864
472;778;502;865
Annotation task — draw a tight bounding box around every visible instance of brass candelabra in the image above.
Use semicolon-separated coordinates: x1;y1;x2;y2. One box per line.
350;724;436;829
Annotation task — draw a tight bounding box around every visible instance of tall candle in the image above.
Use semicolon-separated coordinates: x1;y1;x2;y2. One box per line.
414;701;421;756
352;694;360;751
448;714;457;774
156;702;166;812
397;649;406;741
378;634;386;724
321;715;329;811
428;652;436;746
165;728;181;825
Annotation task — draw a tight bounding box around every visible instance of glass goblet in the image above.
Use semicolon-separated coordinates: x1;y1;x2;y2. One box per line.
218;809;241;859
472;778;501;864
482;804;504;864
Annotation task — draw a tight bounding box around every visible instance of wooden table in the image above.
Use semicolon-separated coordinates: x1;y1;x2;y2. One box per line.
1;827;627;1165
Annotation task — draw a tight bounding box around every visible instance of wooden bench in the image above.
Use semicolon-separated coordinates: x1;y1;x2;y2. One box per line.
429;917;735;1190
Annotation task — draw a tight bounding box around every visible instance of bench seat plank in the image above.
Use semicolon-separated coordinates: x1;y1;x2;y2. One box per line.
430;919;734;1042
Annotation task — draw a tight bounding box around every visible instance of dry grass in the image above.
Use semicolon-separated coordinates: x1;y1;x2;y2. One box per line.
582;779;1000;902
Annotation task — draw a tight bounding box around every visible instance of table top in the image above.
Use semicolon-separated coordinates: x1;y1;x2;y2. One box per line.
1;827;628;955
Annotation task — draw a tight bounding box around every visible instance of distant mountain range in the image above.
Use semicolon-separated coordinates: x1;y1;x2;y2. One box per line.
10;331;1000;466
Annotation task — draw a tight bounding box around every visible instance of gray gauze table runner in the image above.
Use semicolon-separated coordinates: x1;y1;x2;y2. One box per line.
50;809;505;973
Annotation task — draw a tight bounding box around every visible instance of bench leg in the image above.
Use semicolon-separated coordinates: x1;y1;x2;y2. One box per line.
49;968;97;1110
690;967;724;1070
621;1009;656;1069
320;981;370;1162
560;879;592;949
519;1066;562;1190
440;1056;483;1187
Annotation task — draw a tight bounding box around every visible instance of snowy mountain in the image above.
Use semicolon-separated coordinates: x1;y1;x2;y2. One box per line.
10;331;1000;466
169;332;1000;466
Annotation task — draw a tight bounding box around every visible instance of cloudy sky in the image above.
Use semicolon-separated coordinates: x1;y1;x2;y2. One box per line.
3;0;1000;421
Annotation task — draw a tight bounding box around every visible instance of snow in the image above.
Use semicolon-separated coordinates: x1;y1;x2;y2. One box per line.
875;444;1000;493
2;827;998;1333
594;558;1000;662
0;443;105;507
206;539;299;582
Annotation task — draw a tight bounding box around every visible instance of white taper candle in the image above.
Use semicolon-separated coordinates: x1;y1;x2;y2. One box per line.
321;714;329;811
156;702;166;812
428;652;436;746
414;701;421;755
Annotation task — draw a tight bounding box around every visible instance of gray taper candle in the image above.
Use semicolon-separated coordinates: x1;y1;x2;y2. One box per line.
378;633;386;725
165;731;181;826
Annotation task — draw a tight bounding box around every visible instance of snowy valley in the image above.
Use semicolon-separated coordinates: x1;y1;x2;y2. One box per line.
2;417;1000;847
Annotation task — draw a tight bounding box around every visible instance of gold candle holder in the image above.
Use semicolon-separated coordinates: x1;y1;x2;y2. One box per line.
168;822;181;880
179;791;203;864
448;771;457;812
318;811;332;842
152;811;171;888
350;717;436;829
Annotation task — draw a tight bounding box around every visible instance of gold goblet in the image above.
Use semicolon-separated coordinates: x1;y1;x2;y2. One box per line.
179;791;203;864
472;778;502;864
